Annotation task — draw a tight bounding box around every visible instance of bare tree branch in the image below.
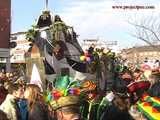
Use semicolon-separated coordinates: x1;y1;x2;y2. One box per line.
128;21;160;43
136;24;160;42
130;33;155;47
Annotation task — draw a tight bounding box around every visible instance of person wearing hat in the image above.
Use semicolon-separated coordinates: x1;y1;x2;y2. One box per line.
127;80;151;105
100;87;134;120
0;83;24;120
51;96;82;120
46;75;86;120
37;10;52;28
53;15;68;43
147;73;160;97
24;84;50;120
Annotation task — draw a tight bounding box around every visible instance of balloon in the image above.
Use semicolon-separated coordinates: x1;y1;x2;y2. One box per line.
69;88;74;94
84;52;89;57
143;70;152;79
86;57;91;62
52;90;63;100
75;88;80;95
69;88;80;95
90;56;94;61
88;93;96;100
80;56;86;61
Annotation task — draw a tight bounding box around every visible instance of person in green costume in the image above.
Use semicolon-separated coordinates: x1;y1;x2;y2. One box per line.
52;15;68;43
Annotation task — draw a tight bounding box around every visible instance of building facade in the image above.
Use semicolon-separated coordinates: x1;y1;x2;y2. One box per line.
121;45;160;64
0;0;10;50
81;39;118;52
0;32;30;64
10;32;31;63
0;0;11;71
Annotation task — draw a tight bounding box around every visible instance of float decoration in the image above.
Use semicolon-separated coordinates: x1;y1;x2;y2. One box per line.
44;75;97;110
137;94;160;120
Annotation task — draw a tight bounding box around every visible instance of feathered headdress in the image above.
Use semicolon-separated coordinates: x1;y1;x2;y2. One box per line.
44;75;97;110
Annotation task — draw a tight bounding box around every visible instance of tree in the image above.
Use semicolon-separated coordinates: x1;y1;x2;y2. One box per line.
128;15;160;47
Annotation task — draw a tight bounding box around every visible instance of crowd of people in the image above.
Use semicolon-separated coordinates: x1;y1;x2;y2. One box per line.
0;45;160;120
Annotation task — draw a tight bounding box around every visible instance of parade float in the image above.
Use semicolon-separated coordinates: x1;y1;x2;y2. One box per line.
25;10;95;88
24;2;119;119
25;6;116;92
21;1;160;119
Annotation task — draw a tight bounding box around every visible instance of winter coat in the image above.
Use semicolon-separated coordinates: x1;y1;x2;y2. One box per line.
148;82;160;97
28;101;49;120
0;94;20;120
100;103;134;120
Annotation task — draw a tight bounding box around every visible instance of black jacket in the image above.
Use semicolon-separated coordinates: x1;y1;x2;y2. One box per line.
28;102;49;120
100;103;134;120
148;82;160;97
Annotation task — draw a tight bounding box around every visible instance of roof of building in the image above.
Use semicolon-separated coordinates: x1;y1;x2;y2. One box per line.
122;45;160;53
11;32;27;36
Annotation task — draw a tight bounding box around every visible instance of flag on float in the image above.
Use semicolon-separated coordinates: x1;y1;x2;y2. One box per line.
30;64;43;91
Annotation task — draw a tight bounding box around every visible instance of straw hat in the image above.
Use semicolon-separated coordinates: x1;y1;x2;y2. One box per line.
50;95;80;110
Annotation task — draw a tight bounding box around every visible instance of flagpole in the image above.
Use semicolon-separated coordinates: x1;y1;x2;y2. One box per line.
45;0;48;10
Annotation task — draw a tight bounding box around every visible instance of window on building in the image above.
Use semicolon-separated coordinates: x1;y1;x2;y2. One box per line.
0;57;6;62
139;53;143;56
153;52;157;55
149;52;152;55
144;52;148;55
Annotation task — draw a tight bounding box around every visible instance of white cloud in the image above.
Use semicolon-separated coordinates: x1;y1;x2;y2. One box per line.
56;0;160;48
60;1;122;33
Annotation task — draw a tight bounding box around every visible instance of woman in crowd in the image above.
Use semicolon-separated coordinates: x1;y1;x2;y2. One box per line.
24;84;50;120
16;84;28;120
0;83;23;120
0;82;8;105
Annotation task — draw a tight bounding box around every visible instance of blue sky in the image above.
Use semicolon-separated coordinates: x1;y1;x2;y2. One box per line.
12;0;160;49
